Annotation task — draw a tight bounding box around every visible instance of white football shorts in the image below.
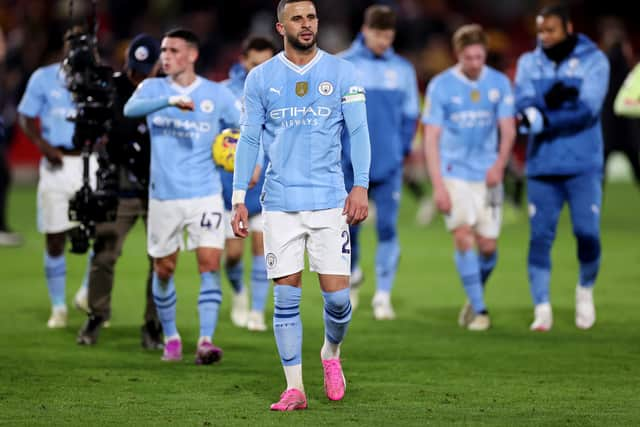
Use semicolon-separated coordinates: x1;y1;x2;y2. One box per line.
37;155;98;233
148;194;225;258
262;208;351;279
443;178;502;239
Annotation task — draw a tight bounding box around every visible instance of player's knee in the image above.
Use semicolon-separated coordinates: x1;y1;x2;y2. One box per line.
323;289;352;323
575;231;601;263
377;222;396;242
477;238;497;256
46;234;66;257
453;227;474;251
154;259;175;281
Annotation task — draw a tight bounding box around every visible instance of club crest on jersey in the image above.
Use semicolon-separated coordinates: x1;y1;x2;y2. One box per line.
318;81;334;96
296;81;308;97
488;89;500;103
470;89;481;103
200;99;215;113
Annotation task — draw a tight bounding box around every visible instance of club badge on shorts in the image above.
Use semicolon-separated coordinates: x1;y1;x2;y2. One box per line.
296;81;308;97
266;253;278;269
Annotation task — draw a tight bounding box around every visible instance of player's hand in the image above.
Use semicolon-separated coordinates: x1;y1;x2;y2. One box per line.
343;185;368;225
248;165;262;189
40;141;64;167
168;95;195;111
433;184;451;214
485;160;505;187
231;204;249;238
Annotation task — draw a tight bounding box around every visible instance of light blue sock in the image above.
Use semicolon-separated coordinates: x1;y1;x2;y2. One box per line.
375;238;400;293
198;271;222;339
479;251;497;287
273;285;302;366
225;260;244;294
152;272;178;338
454;250;486;314
250;255;269;312
529;265;551;305
44;253;66;307
322;288;352;345
79;250;94;290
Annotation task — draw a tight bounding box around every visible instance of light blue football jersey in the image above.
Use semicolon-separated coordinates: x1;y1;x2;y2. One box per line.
421;65;515;181
240;49;367;212
17;63;76;149
128;76;241;200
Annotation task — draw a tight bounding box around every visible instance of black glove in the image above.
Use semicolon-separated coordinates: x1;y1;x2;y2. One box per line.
544;82;579;109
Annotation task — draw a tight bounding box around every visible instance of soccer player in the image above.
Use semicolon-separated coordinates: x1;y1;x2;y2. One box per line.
231;0;370;410
124;28;240;363
515;5;609;331
220;36;276;331
340;5;420;319
17;28;95;328
422;24;516;331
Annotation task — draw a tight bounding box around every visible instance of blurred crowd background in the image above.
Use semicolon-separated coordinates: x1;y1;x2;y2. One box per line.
1;0;639;171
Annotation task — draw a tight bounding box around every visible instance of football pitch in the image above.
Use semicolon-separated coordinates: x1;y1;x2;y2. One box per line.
1;183;639;426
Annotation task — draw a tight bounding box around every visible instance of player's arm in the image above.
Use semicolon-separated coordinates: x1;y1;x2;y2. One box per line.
486;81;516;187
401;64;420;158
17;70;63;165
123;81;194;118
514;54;546;135
342;85;371;226
614;63;640;118
543;52;610;133
231;68;265;238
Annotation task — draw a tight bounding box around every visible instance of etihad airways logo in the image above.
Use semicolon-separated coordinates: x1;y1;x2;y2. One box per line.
269;106;332;129
151;116;212;133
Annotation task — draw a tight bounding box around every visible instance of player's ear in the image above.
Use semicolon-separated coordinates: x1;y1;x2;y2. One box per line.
276;22;285;37
189;47;199;64
566;21;574;35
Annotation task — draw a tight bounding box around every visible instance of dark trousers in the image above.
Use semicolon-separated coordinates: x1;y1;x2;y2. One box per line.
0;146;10;231
88;197;157;323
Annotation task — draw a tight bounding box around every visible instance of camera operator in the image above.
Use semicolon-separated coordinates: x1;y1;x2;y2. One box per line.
77;34;163;348
17;27;96;328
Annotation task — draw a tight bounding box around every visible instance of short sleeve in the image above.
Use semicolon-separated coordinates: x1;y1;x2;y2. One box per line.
17;69;45;118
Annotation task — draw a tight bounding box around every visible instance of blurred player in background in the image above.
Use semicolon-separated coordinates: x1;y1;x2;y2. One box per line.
124;28;240;363
515;4;609;331
232;0;370;410
423;24;515;331
76;34;163;348
17;28;95;328
220;36;276;331
340;5;419;319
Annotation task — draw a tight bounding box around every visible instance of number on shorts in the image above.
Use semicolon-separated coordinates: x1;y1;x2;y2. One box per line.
341;230;351;254
200;212;222;230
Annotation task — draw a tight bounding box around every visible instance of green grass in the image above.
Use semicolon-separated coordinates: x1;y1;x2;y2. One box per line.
1;182;639;426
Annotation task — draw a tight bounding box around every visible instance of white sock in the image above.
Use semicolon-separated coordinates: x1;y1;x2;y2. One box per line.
283;364;304;392
165;333;180;343
321;337;341;360
198;336;211;345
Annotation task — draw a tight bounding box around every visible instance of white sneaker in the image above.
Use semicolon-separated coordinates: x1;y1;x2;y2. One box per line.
467;313;491;331
230;288;249;328
457;300;474;327
372;292;395;320
349;266;364;310
530;302;553;331
247;310;267;332
47;306;68;328
73;286;89;313
575;285;596;330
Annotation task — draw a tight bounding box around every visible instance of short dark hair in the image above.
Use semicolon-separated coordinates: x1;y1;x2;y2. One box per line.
538;4;571;28
163;28;200;50
363;5;396;30
452;24;487;53
277;0;318;22
241;36;277;56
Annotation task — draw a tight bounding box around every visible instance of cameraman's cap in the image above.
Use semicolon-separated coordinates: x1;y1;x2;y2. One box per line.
127;34;160;74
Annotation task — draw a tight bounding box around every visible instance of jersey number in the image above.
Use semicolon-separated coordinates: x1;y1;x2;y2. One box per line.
341;230;351;254
200;212;222;230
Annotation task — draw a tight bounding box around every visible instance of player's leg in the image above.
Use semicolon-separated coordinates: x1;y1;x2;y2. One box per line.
475;182;503;288
223;210;249;328
566;172;602;329
248;217;269;331
148;198;184;360
527;177;565;331
44;232;68;327
371;171;402;320
264;211;307;411
347;223;363;309
307;208;351;401
187;195;226;365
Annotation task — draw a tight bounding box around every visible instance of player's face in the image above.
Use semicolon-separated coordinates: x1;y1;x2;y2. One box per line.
458;43;486;80
242;48;274;73
362;27;395;57
536;15;572;48
160;37;198;77
277;1;318;52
